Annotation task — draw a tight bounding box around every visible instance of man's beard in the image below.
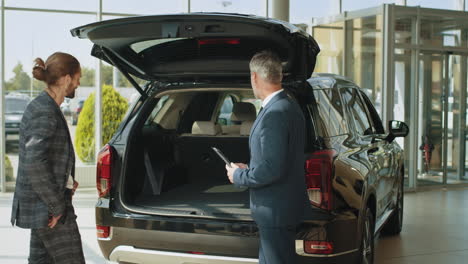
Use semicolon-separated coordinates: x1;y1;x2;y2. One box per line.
66;90;76;99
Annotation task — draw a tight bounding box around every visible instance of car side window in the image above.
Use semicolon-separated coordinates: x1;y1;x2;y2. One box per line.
311;88;348;137
340;87;374;136
217;95;235;125
145;95;170;126
359;91;385;134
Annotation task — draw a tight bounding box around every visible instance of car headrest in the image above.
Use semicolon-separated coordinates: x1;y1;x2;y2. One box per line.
231;102;257;122
192;121;221;135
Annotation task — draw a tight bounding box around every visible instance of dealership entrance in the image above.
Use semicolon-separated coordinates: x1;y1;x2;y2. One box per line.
313;4;468;189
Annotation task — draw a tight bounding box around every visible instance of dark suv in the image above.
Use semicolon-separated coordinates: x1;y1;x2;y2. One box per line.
5;93;30;141
72;14;408;264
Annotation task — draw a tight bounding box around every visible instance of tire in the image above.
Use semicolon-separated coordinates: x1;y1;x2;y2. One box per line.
381;173;404;235
358;207;375;264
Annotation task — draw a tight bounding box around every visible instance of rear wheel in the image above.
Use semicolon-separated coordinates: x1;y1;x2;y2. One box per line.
382;172;404;235
358;207;375;264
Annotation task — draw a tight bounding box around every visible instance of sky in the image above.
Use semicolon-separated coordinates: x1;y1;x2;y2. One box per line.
2;0;465;80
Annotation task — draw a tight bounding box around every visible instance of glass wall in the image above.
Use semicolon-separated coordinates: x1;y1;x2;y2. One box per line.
419;16;468;47
394;48;411;186
5;0;96;11
345;15;383;113
3;10;98;188
103;0;186;15
313;4;468;189
312;22;344;75
191;0;266;16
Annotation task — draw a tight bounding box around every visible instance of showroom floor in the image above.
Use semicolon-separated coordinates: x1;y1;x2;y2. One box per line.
375;187;468;264
1;188;467;263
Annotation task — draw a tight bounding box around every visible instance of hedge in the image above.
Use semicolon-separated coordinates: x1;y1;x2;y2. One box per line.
75;85;129;163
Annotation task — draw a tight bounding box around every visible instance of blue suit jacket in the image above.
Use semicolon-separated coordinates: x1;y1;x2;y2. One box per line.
233;91;308;227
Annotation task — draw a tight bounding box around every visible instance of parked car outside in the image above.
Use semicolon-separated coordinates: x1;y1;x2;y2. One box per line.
71;98;85;125
72;13;408;264
5;93;30;142
60;98;72;122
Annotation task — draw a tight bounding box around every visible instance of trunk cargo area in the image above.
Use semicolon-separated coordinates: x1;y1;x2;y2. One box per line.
124;126;253;221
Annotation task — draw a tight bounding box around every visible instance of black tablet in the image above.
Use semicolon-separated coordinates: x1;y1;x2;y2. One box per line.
211;147;231;168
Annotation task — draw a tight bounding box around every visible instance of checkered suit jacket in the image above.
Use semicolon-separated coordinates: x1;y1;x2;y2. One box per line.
11;91;75;229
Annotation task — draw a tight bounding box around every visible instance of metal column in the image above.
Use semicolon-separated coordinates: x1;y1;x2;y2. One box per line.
457;55;466;180
382;4;395;125
95;0;103;159
442;53;450;185
271;0;289;22
0;0;5;193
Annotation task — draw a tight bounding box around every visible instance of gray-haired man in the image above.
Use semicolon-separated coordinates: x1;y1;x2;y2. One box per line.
226;51;308;264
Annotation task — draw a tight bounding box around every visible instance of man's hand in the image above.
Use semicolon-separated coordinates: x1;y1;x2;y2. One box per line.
72;180;79;195
225;163;240;184
48;214;62;229
234;163;248;169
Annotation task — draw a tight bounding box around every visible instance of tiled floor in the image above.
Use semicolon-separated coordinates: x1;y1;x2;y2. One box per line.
1;187;467;263
375;187;468;264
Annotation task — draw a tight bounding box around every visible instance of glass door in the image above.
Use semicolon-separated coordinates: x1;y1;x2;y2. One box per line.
417;52;444;186
417;52;468;186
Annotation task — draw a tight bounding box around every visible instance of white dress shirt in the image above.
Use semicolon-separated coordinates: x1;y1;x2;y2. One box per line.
261;89;284;108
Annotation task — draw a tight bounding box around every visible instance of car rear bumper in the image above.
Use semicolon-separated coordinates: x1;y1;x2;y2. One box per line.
109;243;359;264
97;203;359;264
110;245;258;264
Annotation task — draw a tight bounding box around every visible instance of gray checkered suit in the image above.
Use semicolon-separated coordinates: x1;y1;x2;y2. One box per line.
11;91;85;263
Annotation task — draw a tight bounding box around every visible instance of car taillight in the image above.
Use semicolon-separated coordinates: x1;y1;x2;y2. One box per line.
96;225;110;239
97;145;112;198
304;241;334;254
198;38;240;45
305;150;336;210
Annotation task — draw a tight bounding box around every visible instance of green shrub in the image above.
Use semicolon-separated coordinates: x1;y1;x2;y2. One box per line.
75;85;129;163
5;155;14;182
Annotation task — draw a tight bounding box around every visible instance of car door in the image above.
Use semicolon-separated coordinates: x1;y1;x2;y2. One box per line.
340;87;389;220
359;91;398;211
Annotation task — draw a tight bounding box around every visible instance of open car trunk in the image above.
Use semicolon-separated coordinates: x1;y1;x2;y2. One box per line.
124;129;253;220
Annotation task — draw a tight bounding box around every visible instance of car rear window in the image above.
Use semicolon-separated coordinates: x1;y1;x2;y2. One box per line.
311;88;348;137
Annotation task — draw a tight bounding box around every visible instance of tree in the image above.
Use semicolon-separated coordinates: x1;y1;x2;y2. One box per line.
74;85;129;163
78;65;144;88
80;66;95;87
5;63;31;92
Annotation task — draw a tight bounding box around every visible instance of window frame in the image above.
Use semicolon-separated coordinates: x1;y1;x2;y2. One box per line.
339;86;375;136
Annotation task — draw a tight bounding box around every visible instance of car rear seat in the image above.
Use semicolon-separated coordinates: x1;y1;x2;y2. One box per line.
192;121;222;135
221;102;257;135
176;119;250;183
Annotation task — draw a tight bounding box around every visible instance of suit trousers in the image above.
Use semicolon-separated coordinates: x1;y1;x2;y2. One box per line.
258;225;297;264
28;192;85;264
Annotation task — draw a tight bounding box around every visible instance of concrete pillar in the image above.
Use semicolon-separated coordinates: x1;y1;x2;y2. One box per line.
0;0;5;193
95;0;103;159
455;0;465;10
271;0;289;22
